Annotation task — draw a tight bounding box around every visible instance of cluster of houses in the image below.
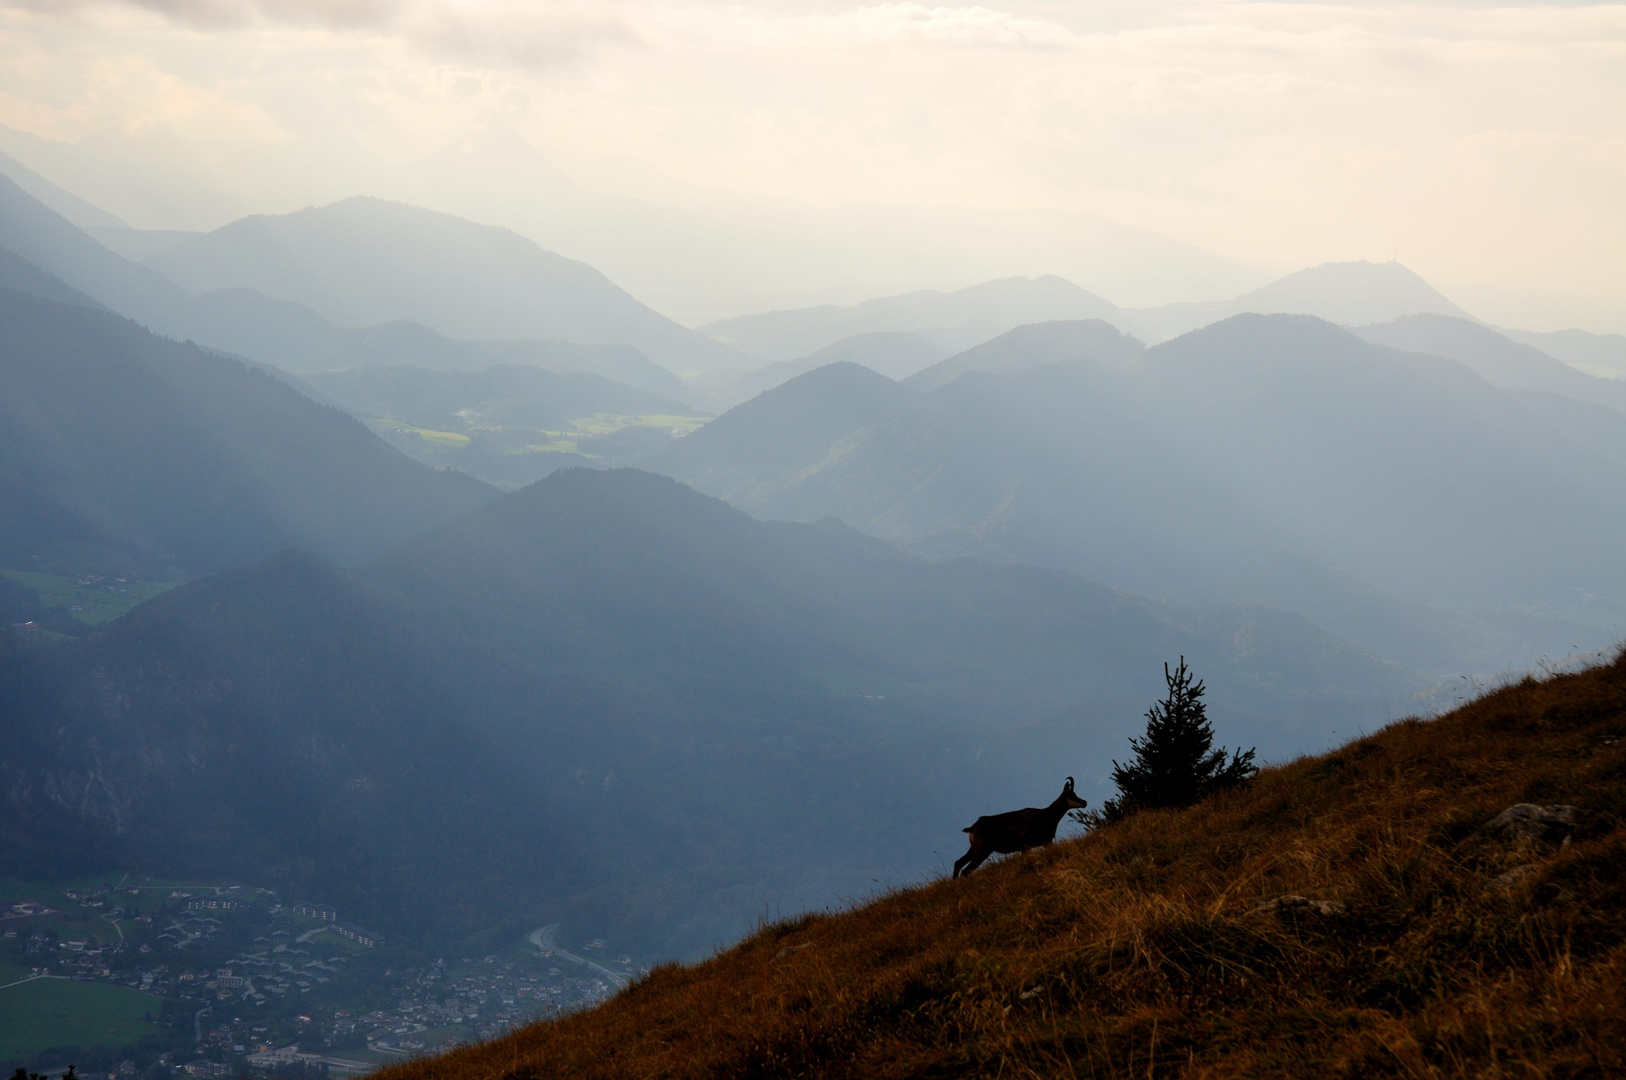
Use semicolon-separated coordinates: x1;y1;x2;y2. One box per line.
352;961;579;1054
2;899;54;919
187;896;247;913
156;911;226;950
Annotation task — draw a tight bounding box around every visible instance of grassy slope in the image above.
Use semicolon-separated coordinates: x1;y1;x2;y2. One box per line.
386;650;1626;1078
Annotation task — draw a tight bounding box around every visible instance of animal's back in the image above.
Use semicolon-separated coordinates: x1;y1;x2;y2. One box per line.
965;807;1032;834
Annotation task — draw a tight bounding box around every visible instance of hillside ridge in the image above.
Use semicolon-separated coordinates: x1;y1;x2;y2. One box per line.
382;649;1626;1078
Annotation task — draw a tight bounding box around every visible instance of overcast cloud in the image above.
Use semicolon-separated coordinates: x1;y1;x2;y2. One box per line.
0;0;1621;321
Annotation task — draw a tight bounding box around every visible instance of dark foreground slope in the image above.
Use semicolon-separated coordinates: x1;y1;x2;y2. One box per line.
388;649;1626;1078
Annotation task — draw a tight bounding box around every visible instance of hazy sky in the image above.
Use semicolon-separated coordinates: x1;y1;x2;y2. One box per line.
1;1;1622;322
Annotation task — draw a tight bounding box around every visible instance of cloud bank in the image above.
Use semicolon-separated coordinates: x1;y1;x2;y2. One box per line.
0;0;1621;314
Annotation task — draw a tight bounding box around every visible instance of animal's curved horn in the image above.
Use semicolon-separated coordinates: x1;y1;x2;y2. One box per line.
1064;776;1074;789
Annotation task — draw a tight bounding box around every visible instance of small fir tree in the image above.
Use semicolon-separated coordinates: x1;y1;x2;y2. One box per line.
1096;657;1256;823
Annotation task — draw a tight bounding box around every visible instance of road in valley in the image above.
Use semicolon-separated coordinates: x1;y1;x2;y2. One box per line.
0;973;68;990
526;924;629;990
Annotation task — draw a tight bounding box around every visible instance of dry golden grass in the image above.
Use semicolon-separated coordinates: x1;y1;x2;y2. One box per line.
387;650;1626;1078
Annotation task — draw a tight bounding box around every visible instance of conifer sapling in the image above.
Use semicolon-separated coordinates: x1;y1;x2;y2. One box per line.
1088;657;1257;825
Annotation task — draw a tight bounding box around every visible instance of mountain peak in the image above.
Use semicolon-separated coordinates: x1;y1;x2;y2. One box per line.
143;198;751;376
1238;260;1474;324
701;276;1128;361
1127;261;1477;344
906;318;1145;392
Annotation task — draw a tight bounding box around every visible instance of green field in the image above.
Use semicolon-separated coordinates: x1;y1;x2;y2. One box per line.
369;412;708;463
506;414;711;458
364;419;471;447
0;978;159;1060
0;571;176;625
568;413;708;437
0;955;29;984
507;438;584;456
0;876;271;942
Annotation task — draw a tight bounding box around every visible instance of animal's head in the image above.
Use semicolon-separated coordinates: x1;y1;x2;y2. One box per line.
1060;777;1087;810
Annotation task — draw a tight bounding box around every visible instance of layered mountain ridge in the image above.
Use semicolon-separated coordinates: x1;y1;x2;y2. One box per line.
0;467;1424;955
650;314;1626;674
0;287;494;579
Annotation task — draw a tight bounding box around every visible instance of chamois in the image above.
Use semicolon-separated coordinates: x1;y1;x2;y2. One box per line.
952;777;1087;879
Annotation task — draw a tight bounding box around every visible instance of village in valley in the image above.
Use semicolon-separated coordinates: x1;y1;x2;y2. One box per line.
0;876;647;1080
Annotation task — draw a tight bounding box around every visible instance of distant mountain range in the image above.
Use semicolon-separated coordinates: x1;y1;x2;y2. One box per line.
650;314;1626;675
0;244;102;310
706;261;1622;425
2;137;1620;969
1127;261;1475;343
0;147;127;230
0;175;718;396
703;261;1494;364
0;288;494;579
0;172;192;331
904;320;1143;393
1503;327;1626;381
0;251;1430;956
702;275;1130;361
0;468;1422;956
714;331;952;407
1356;314;1626;416
144;198;753;378
0;122;1265;322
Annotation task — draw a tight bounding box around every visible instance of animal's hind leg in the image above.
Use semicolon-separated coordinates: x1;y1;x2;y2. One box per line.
954;848;990;878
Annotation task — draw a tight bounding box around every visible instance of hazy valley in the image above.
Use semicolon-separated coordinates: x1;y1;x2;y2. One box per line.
1;116;1622;1078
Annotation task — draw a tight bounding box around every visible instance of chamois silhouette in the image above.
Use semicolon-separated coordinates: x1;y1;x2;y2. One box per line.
952;777;1087;878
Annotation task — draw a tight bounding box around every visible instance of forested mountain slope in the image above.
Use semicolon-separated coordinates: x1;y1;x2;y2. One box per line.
904;318;1143;391
649;315;1626;673
1127;260;1474;342
0;288;493;578
0;175;695;399
653;363;913;499
700;276;1128;361
0;244;103;309
1506;327;1626;380
0;469;1423;957
717;332;949;406
1356;313;1626;415
0;173;187;326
